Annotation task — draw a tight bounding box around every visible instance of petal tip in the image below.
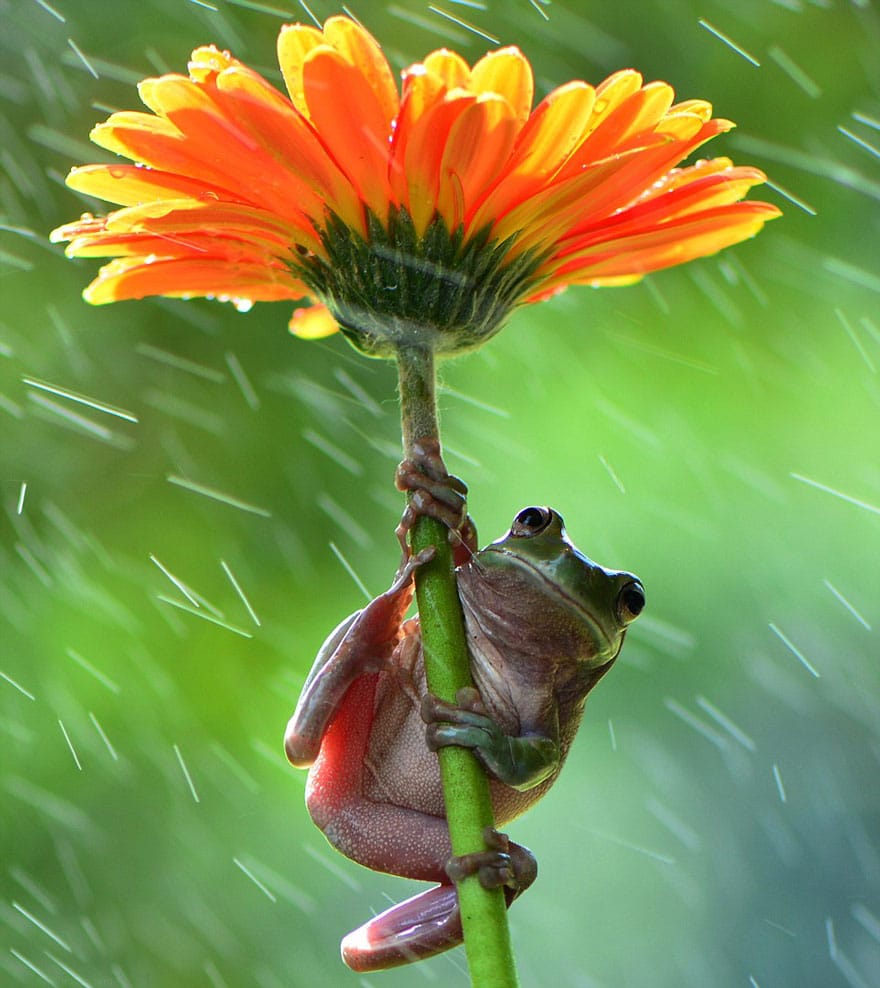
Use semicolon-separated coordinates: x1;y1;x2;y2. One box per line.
288;303;339;340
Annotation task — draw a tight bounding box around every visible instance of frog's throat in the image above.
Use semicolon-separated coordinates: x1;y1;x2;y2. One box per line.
471;548;616;653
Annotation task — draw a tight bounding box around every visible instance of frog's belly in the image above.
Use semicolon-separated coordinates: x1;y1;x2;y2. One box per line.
362;668;446;817
361;667;548;825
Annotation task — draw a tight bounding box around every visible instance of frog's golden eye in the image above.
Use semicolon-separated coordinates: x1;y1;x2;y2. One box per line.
511;506;552;536
616;581;646;624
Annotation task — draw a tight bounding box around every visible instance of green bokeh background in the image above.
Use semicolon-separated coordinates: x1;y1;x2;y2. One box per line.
2;1;878;986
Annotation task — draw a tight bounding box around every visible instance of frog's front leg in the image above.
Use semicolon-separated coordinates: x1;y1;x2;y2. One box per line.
284;546;433;768
395;436;478;566
422;687;561;791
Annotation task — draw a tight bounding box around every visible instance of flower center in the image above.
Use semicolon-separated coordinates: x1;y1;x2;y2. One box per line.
291;207;546;357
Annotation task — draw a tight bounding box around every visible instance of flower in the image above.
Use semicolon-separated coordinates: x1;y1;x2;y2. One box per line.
51;16;780;357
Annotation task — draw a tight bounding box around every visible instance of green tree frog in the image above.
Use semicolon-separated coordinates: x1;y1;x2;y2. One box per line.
285;479;644;972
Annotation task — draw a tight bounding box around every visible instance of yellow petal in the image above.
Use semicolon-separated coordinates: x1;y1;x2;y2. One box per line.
289;303;339;339
469;47;533;129
277;23;324;118
423;49;471;89
467;81;595;233
64;163;230;207
588;69;644;133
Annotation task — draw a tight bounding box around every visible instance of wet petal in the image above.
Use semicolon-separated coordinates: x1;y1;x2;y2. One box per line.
568;81;675;165
209;65;364;233
553;164;776;260
390;65;449;204
277;23;324;117
402;92;476;235
62;163;236;207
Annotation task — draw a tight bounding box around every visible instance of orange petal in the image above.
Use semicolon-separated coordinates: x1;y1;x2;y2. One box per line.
436;95;518;230
108;197;315;246
210;65;364;234
536;118;738;247
629;160;761;214
653;110;717;142
82;255;309;305
402;92;476;235
55;197;320;266
541;201;781;286
551;166;775;262
567;81;675;167
289;303;339;340
469;47;533;130
136;75;327;224
90;111;269;211
669;99;713;122
301;45;394;220
390;65;449;204
589;70;644;130
492;137;672;251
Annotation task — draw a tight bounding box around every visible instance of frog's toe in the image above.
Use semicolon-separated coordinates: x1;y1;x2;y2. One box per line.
446;829;538;896
341;884;462;972
394;438;469;540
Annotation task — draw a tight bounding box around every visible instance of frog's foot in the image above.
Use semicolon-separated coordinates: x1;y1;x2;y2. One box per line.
340;832;536;973
341;884;461;972
447;826;537;901
395;437;474;555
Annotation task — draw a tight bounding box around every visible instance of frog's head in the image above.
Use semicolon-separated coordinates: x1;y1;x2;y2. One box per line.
474;506;645;668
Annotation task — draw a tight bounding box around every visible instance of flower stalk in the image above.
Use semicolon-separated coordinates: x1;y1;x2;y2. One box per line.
396;345;519;988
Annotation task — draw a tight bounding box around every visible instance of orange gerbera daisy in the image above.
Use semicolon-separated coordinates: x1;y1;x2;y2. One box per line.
51;15;779;357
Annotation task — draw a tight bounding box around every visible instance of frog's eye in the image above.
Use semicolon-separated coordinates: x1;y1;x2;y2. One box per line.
616;581;646;624
511;506;552;537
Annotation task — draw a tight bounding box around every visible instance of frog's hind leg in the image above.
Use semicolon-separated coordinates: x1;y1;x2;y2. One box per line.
306;668;537;971
338;830;537;972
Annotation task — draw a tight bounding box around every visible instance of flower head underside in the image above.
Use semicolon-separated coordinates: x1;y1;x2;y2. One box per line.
51;16;780;356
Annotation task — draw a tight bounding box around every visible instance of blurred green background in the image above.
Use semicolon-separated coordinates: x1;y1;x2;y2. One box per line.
2;1;878;986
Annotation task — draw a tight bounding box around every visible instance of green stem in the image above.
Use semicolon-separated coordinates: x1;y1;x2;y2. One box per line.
396;345;519;988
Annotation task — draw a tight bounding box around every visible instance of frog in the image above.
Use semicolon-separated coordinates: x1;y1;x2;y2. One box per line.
285;446;645;971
